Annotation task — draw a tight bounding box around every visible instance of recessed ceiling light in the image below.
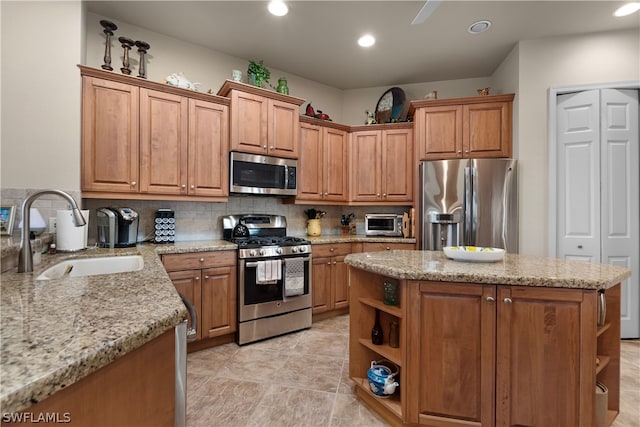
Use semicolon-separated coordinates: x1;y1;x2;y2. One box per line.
614;2;640;16
268;0;288;17
468;20;491;34
358;34;375;47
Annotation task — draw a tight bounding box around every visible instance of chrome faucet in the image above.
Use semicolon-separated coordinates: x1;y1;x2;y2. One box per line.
18;189;86;273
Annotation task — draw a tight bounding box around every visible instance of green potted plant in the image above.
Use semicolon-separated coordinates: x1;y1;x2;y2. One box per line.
247;60;271;88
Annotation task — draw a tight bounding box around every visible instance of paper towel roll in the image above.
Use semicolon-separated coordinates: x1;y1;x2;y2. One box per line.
56;210;89;251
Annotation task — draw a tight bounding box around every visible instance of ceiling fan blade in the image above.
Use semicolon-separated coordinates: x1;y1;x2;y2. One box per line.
411;0;442;25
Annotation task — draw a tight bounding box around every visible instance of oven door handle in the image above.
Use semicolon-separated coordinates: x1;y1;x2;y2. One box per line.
245;257;310;268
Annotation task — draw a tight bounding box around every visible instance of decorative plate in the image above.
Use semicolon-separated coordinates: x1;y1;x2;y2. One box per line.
443;246;505;262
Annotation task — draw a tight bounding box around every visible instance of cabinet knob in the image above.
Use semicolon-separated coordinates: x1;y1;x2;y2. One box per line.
332;261;337;265
327;262;331;265
383;193;387;197
457;151;462;154
377;193;381;198
199;258;205;263
504;298;513;304
181;184;187;189
204;275;209;279
195;276;200;280
330;248;335;252
270;146;274;150
578;245;583;249
486;296;495;303
191;185;195;189
465;150;469;153
131;181;137;186
263;145;267;149
324;192;328;197
386;247;391;250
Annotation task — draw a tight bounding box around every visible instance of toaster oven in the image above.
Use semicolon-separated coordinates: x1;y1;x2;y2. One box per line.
364;214;404;237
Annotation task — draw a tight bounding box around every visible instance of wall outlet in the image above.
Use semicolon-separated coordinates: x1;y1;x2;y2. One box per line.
49;217;57;234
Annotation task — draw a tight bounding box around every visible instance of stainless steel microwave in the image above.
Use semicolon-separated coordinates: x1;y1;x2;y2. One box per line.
230;152;297;196
365;214;404;236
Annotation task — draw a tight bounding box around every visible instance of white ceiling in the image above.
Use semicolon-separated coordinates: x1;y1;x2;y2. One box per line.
85;1;639;90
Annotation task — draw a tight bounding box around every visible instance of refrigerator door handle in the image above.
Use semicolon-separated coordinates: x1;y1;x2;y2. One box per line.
464;166;474;245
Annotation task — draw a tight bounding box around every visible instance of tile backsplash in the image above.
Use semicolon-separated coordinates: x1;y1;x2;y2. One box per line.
2;188;409;243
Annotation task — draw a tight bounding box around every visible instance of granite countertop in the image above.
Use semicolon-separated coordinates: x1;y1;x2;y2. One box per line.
0;239;236;414
344;250;631;290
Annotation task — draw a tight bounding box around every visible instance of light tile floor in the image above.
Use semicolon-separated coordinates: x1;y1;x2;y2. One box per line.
187;314;640;427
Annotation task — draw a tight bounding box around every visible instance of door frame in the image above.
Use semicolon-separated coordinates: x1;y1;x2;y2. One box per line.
547;80;640;256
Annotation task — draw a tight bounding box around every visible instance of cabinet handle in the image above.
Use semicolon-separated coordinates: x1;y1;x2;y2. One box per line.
195;276;200;280
330;248;335;252
191;185;195;190
270;146;274;150
324;192;328;197
465;150;469;153
131;181;137;186
383;193;387;197
327;262;331;265
457;151;462;154
199;258;205;263
332;261;337;265
263;145;267;149
376;193;381;198
204;275;209;279
504;298;513;304
385;247;391;250
486;296;495;303
181;184;186;189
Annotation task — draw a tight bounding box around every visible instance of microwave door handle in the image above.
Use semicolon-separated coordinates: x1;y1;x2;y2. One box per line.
283;165;289;190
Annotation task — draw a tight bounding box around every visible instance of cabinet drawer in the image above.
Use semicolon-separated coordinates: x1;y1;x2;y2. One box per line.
312;243;352;258
162;251;236;271
362;242;415;252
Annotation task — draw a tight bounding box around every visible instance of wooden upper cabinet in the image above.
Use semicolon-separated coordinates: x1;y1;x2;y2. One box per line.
82;76;139;193
350;124;413;204
218;80;305;159
80;66;230;201
139;88;189;195
188;99;229;198
298;118;349;202
411;93;514;160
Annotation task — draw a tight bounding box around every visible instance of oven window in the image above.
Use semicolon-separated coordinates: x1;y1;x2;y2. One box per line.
233;161;286;189
243;257;310;305
367;218;396;231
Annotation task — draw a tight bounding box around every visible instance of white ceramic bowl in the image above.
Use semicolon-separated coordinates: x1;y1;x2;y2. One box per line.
443;246;505;262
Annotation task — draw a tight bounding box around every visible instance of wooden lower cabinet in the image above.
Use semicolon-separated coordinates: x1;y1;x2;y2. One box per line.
349;268;620;427
163;251;237;345
312;243;351;314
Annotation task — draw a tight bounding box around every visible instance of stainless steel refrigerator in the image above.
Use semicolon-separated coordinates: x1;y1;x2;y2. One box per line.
420;159;518;252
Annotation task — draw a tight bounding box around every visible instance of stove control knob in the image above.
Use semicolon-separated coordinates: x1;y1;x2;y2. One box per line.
276;247;283;254
291;247;299;253
298;246;307;253
249;250;257;257
259;249;266;256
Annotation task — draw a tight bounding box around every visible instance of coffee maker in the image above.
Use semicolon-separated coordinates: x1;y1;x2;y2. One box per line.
97;207;139;248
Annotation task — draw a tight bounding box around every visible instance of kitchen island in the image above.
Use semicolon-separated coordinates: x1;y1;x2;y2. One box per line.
344;250;631;427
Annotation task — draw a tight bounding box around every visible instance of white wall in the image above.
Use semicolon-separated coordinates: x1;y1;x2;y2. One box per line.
84;12;344;121
1;1;85;190
515;28;640;256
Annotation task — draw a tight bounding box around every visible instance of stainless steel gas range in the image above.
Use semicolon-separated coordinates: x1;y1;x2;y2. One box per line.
222;214;312;345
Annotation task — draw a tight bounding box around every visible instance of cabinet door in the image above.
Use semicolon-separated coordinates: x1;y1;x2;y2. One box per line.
464;101;512;158
81;76;139;193
298;123;324;201
188;99;229;197
407;282;496;426
332;254;349;309
496;286;596;427
139;89;189;195
381;128;413;202
312;256;332;314
201;265;237;339
167;270;202;341
350;130;382;201
229;91;268;154
323;127;349;201
362;242;416;252
415;105;463;160
268;99;299;158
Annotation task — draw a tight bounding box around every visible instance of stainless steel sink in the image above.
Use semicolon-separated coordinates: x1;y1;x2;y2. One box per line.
36;255;144;280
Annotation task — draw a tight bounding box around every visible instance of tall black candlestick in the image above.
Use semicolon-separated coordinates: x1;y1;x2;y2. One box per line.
100;20;118;71
135;40;150;79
